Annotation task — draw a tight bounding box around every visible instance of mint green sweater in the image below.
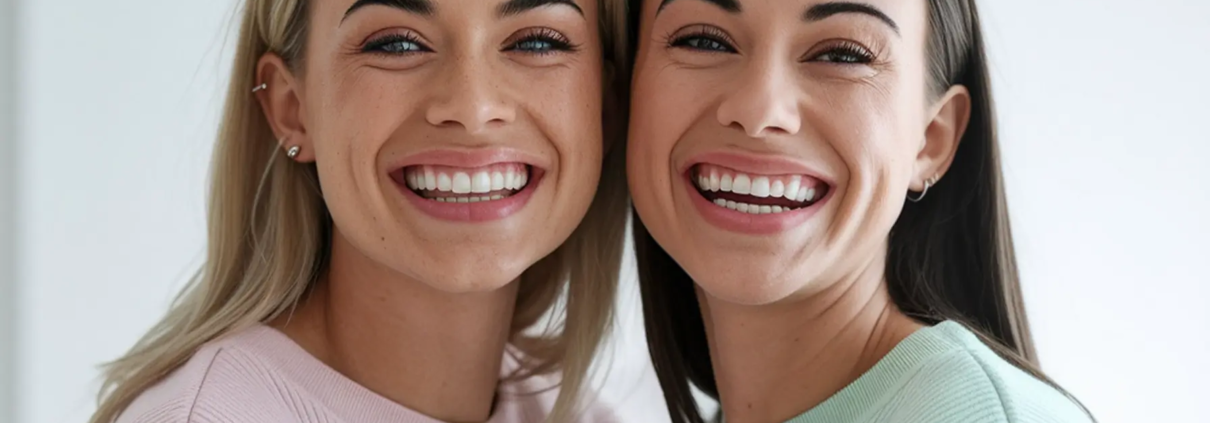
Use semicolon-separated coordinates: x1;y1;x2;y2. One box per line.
780;321;1091;423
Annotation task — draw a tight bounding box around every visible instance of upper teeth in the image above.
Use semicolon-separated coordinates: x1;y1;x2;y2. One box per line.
405;164;528;194
695;164;818;203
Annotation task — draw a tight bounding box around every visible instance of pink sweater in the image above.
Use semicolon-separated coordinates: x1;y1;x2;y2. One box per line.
116;325;619;423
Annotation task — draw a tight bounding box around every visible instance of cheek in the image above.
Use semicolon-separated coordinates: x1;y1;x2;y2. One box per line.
812;82;921;244
628;64;704;190
541;68;605;163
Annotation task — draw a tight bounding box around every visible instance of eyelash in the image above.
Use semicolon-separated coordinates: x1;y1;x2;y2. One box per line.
666;26;737;53
361;28;577;57
362;32;431;55
808;41;875;64
667;26;876;65
507;28;578;55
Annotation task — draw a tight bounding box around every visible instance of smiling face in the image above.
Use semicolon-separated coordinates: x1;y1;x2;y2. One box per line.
629;0;968;304
259;0;605;292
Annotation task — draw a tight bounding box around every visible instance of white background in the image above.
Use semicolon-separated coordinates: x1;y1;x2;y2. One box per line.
2;0;1208;422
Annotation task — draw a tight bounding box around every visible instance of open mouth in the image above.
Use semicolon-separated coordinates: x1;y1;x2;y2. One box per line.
690;163;830;215
394;163;534;203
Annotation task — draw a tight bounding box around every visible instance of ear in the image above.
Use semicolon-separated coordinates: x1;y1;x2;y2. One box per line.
254;53;314;162
914;85;971;190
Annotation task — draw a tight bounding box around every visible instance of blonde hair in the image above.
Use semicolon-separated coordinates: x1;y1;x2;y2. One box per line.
90;1;631;422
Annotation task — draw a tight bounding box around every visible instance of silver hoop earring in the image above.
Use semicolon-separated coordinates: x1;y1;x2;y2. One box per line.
907;175;939;203
286;145;301;159
252;83;268;93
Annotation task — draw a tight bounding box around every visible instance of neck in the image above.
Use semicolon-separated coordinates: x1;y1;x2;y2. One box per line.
275;230;517;423
702;254;921;423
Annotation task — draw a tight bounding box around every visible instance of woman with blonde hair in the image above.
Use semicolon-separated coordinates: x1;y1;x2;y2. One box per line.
92;0;630;422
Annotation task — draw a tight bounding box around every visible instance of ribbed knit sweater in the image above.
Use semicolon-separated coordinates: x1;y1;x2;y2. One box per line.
115;324;618;423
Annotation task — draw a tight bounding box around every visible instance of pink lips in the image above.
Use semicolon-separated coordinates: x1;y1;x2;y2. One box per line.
681;152;833;235
390;149;547;223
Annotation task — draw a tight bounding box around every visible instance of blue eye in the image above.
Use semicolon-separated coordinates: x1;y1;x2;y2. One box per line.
363;33;431;55
507;28;575;55
668;26;738;54
379;40;423;53
808;43;874;64
514;39;555;52
680;37;731;52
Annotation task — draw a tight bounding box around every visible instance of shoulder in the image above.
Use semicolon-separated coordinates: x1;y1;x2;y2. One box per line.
877;324;1091;423
115;328;306;423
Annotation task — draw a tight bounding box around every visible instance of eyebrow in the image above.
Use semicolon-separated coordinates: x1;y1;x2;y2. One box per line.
804;2;899;34
657;0;741;14
344;0;583;22
498;0;583;18
656;0;899;36
344;0;434;21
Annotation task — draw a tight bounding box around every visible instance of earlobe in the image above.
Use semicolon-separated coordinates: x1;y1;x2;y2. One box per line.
915;85;971;190
254;53;314;162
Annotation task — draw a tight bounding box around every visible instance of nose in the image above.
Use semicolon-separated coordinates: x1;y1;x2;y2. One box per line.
715;60;802;137
425;54;516;133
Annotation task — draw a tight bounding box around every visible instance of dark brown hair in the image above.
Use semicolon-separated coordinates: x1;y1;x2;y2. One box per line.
629;1;1085;422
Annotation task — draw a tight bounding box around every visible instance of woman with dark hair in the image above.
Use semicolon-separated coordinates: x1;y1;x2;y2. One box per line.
626;0;1092;422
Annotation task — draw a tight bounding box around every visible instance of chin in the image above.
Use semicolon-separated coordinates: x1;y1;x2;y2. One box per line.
686;261;806;306
413;253;535;294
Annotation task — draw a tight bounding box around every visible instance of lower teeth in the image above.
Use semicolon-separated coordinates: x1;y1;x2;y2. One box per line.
434;195;505;203
712;198;796;214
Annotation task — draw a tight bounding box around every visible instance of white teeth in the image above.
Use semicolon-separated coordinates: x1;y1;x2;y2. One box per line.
805;188;816;202
518;171;528;188
731;174;751;195
699;175;710;191
708;198;796;214
431;195;503;203
424;168;437;190
784;177;801;201
504;169;517;190
452;172;472;194
750;177;770;198
769;180;785;198
407;173;420;190
437;173;452;191
491;172;505;190
471;172;491;193
720;174;733;191
796;186;808;202
709;171;720;192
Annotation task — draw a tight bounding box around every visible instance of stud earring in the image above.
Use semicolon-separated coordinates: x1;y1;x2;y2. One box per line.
252;83;268;93
286;145;301;159
907;175;939;203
